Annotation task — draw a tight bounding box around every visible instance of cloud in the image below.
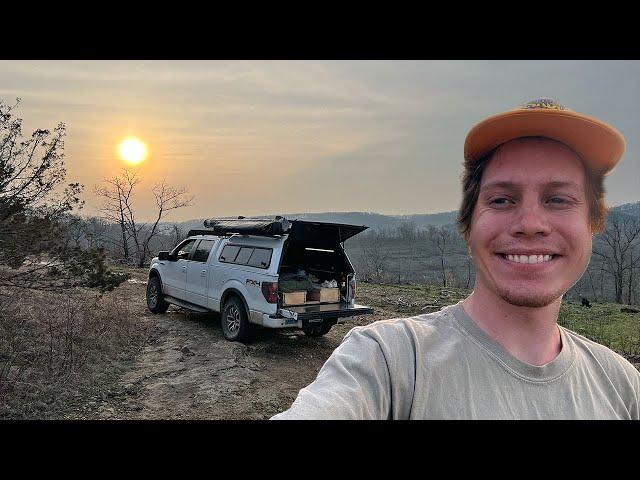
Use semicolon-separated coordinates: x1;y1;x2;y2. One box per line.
1;60;638;221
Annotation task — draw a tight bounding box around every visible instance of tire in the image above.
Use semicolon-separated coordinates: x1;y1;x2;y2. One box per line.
147;275;170;314
302;318;336;337
221;296;253;343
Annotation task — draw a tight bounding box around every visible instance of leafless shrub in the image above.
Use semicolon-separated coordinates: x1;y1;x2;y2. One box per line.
0;289;147;418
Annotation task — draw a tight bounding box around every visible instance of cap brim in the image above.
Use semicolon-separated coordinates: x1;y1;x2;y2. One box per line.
464;109;626;176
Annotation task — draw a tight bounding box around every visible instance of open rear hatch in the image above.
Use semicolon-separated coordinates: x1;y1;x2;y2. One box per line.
279;302;374;321
277;220;372;321
288;220;368;244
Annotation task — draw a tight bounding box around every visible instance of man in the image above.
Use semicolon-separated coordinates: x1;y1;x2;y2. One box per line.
271;98;640;420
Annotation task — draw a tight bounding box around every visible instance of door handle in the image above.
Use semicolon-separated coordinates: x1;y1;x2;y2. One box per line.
200;270;206;277
182;266;187;273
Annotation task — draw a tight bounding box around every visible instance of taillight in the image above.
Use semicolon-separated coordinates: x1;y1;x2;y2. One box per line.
349;277;356;300
261;281;278;303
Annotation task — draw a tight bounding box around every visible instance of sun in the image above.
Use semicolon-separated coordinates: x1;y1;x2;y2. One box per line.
118;137;148;165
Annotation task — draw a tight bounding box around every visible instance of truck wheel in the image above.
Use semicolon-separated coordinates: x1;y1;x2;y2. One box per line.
221;296;253;343
147;276;170;314
302;318;335;337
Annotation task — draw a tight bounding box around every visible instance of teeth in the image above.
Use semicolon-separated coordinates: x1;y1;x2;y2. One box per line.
504;254;554;264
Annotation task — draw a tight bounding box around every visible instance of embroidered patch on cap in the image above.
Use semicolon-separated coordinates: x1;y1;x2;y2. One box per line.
521;98;567;111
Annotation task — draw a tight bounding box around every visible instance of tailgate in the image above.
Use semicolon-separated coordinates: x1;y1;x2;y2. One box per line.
279;302;374;321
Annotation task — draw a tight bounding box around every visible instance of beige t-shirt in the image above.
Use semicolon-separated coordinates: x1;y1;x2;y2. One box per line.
271;302;640;419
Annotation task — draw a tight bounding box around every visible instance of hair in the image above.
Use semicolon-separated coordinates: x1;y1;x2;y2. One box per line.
456;137;608;239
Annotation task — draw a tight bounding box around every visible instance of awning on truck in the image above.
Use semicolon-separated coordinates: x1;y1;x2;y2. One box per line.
190;217;368;243
190;217;290;237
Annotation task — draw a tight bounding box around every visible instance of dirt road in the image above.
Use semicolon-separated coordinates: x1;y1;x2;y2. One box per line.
65;271;395;420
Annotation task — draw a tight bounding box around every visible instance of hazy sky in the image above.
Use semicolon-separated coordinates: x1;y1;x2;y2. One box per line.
1;60;638;222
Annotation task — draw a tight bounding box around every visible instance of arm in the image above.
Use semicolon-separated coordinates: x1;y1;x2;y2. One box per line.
271;327;392;420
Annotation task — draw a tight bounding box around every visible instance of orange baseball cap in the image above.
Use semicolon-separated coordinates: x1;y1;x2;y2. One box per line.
464;98;626;176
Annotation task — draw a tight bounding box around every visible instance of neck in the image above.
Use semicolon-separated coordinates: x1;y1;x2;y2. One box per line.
461;283;563;366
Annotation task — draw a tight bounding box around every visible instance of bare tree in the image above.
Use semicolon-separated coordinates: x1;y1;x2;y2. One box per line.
397;221;417;242
359;235;389;283
63;215;88;248
427;226;452;287
94;169;139;261
95;171;194;268
593;216;640;304
83;217;109;249
465;255;473;289
627;247;640;305
586;268;599;303
169;223;184;249
132;181;194;267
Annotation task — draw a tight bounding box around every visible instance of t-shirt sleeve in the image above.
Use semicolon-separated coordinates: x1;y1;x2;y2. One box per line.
270;327;392;420
630;372;640;420
619;358;640;420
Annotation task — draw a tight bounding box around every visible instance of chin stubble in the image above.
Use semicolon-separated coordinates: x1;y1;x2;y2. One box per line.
497;287;564;308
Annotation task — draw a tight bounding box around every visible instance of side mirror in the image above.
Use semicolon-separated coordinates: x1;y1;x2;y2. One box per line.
158;251;171;261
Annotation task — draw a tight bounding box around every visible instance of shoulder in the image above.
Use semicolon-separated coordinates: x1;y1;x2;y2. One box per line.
342;305;459;352
561;326;640;387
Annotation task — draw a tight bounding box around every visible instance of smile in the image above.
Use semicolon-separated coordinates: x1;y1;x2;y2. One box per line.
500;254;556;264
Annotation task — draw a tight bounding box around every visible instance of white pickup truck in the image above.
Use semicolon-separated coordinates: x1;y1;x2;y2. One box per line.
146;217;374;342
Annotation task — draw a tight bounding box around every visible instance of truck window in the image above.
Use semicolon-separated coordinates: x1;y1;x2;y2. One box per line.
192;240;215;263
235;247;254;265
247;248;272;269
173;239;197;259
219;245;241;263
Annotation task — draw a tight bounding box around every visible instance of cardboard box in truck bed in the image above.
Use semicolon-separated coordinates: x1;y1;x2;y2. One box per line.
307;287;340;303
282;291;307;305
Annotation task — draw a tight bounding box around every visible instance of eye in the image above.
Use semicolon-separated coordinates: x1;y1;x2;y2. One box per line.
547;196;572;205
489;197;512;206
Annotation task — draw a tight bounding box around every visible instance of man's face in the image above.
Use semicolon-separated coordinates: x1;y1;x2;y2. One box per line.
467;137;593;308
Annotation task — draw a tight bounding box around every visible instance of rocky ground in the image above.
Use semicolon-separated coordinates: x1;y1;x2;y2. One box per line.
60;270;404;420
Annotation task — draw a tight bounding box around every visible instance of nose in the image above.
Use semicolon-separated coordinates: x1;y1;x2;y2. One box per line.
509;199;552;237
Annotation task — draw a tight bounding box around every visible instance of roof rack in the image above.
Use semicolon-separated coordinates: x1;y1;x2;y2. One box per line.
186;216;369;243
187;216;291;238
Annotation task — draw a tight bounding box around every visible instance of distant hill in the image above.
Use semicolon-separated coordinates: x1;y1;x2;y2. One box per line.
171;202;640;234
609;201;640;220
176;201;640;233
178;210;459;233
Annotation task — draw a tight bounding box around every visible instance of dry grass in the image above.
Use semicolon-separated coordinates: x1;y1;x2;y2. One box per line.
558;302;640;358
357;281;470;316
0;284;150;419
